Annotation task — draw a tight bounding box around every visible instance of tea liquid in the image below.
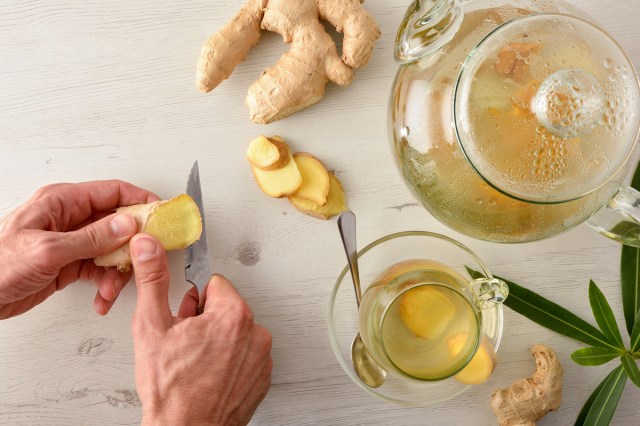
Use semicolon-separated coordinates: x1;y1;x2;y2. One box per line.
360;260;479;380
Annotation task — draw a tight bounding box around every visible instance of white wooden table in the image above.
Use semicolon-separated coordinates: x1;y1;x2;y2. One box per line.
1;1;639;425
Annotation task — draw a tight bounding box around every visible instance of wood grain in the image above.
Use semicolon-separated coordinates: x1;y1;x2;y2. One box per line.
0;0;639;425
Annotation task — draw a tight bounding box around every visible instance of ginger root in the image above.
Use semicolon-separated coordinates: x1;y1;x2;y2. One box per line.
197;0;380;124
94;194;202;272
490;345;563;426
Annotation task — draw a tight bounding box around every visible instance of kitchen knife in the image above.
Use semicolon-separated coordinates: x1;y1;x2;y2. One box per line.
185;160;212;313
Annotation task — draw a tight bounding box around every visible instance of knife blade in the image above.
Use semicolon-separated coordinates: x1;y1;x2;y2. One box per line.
185;160;212;311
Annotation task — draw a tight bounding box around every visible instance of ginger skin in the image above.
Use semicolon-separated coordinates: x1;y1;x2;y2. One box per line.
197;0;380;124
490;345;563;426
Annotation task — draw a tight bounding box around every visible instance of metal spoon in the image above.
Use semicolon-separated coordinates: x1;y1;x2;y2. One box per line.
337;211;387;388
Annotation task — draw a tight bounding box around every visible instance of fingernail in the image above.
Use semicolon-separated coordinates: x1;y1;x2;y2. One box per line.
131;235;158;261
110;214;136;237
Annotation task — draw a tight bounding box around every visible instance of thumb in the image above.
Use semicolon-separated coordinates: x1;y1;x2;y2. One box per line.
53;213;137;265
130;234;172;328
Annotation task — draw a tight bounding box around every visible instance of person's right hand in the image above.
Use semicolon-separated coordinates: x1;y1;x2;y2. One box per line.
129;234;273;426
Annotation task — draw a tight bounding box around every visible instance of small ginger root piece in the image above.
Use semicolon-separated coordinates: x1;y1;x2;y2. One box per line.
247;135;290;171
94;194;202;272
490;345;563;426
288;172;346;219
399;286;456;340
495;42;542;81
449;335;497;385
197;0;380;124
291;153;331;205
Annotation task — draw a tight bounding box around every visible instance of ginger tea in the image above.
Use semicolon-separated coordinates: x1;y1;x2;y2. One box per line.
391;4;634;243
359;260;480;380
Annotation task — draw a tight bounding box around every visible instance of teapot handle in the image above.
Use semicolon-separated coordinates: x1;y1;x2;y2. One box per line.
587;186;640;247
395;0;464;63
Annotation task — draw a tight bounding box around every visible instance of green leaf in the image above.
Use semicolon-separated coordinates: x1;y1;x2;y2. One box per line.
484;273;619;350
630;312;640;353
571;347;623;366
589;280;625;349
621;162;640;336
621;244;640;336
583;365;627;425
574;368;619;426
620;353;640;388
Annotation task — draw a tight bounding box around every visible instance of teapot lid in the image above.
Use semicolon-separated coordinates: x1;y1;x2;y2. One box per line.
454;13;640;203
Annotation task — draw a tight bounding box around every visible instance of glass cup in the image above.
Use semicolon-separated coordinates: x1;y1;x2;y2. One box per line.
329;231;507;406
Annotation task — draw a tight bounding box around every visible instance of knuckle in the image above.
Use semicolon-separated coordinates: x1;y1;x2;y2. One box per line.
79;225;103;252
135;266;166;287
32;183;63;200
31;233;60;267
257;326;273;354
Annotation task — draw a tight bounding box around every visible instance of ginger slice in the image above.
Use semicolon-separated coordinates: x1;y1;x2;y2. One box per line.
449;334;497;385
495;42;542;81
511;79;541;117
288;172;346;220
94;194;202;272
291;153;331;206
399;286;457;340
246;135;290;171
250;138;303;198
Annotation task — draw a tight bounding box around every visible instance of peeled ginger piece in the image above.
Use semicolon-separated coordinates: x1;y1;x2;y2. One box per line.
449;334;497;385
94;194;202;272
288;172;346;220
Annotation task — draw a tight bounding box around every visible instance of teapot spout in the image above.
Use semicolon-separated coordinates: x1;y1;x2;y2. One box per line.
395;0;464;64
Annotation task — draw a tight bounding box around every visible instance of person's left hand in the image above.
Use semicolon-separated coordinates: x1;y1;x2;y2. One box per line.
0;180;159;319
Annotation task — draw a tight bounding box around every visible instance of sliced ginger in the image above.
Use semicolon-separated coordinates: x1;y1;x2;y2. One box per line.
251;140;303;198
495;42;541;81
246;135;290;171
448;334;497;385
291;153;330;205
288;172;347;220
94;194;202;272
248;135;347;219
399;286;457;340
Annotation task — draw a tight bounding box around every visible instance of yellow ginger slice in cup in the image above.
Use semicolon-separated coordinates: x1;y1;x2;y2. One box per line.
448;334;497;385
399;286;457;340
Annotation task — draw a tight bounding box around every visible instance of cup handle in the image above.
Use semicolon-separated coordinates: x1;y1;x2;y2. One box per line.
470;278;509;309
586;186;640;247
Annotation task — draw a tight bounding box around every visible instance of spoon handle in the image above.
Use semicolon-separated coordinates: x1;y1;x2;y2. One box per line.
337;211;363;307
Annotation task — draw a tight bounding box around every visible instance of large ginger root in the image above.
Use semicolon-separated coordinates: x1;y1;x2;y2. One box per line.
94;194;202;272
490;345;563;426
197;0;380;124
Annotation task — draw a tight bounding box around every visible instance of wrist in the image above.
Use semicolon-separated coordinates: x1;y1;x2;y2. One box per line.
141;407;221;426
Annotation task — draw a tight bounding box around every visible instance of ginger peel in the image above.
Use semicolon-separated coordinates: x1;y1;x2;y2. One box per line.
490;344;563;426
197;0;380;124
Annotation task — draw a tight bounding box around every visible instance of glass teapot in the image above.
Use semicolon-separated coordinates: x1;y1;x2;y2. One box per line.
389;0;640;244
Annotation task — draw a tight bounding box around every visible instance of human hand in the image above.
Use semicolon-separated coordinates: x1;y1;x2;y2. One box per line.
0;180;159;319
130;234;273;426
